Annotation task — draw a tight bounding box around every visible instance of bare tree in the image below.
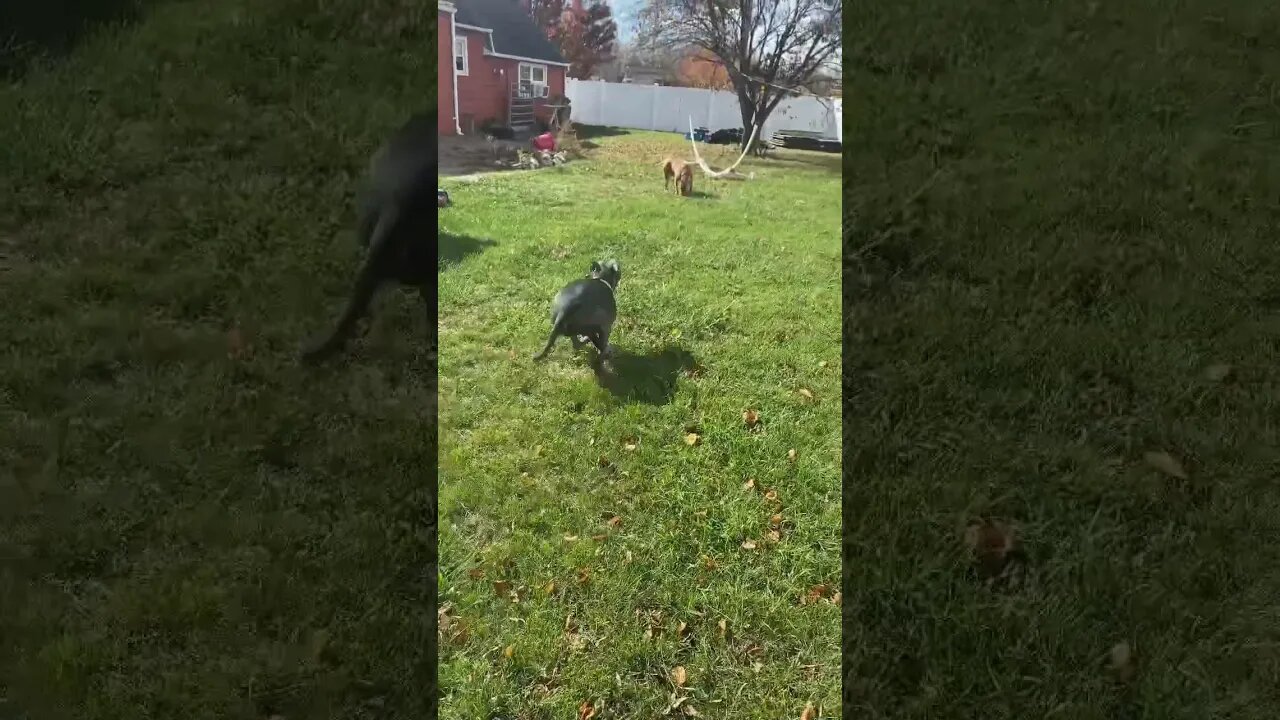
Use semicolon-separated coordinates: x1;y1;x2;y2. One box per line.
636;0;841;152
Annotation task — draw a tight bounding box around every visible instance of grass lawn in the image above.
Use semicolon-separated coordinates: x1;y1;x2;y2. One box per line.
437;131;842;717
1;2;437;717
844;1;1280;717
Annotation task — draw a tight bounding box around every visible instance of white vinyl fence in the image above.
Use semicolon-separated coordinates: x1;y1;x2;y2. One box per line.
565;78;842;143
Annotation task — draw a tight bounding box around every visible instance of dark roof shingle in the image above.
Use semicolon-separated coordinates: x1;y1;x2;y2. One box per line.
454;0;566;65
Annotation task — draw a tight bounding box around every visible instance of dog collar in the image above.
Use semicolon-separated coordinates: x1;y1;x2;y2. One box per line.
595;278;615;293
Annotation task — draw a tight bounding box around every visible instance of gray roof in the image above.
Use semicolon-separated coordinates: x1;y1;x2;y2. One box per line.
454;0;567;65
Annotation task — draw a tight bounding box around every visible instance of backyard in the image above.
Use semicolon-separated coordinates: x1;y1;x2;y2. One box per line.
437;130;842;717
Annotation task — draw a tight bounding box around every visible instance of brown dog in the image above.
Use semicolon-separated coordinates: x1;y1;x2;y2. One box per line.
661;157;694;197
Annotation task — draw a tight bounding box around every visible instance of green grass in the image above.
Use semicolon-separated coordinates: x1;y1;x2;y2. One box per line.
1;1;437;717
437;133;841;717
844;1;1280;717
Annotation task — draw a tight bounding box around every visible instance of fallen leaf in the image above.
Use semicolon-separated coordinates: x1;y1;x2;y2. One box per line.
798;388;814;401
226;326;249;359
607;515;622;528
671;665;687;687
743;478;757;491
625;549;634;563
743;409;760;427
964;519;1019;580
563;535;580;542
578;701;598;720
685;432;701;446
801;584;829;605
752;661;764;672
701;555;719;571
492;580;512;597
764;489;780;503
467;567;485;580
543;581;556;594
770;513;783;527
682;705;700;716
800;702;818;720
1204;363;1233;382
576;567;591;584
1144;451;1189;480
818;360;828;368
503;644;514;659
693;509;708;518
717;619;729;638
1109;641;1136;682
624;442;638;451
787;448;798;462
598;455;613;468
830;591;842;606
767;529;781;542
677;621;689;638
741;539;757;550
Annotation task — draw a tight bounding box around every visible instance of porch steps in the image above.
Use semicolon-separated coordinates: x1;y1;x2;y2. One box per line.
509;97;535;129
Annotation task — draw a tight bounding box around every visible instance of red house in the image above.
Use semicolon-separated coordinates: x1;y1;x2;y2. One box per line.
438;0;570;135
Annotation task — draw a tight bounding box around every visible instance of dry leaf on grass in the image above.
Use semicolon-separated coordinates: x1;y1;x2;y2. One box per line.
787;448;798;462
718;619;729;638
226;326;250;360
578;701;597;720
798;388;814;402
701;555;719;571
543;580;556;595
682;705;700;716
467;567;485;580
770;513;783;527
502;644;515;659
624;442;638;451
563;534;580;542
800;702;818;720
743;409;760;427
1144;450;1189;480
818;360;828;368
492;580;512;597
741;539;758;550
830;591;842;606
964;519;1020;580
743;478;757;491
1109;641;1136;681
607;515;622;528
800;585;829;605
684;432;701;446
671;665;687;687
767;529;782;542
764;489;780;503
1204;363;1233;382
576;567;591;584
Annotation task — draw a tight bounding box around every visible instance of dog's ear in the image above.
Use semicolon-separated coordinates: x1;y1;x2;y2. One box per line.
590;261;603;274
605;259;620;275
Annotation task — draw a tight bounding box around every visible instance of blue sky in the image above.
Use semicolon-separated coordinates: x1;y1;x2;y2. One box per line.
605;0;642;41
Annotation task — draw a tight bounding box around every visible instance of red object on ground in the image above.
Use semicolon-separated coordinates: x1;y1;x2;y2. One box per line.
531;132;556;152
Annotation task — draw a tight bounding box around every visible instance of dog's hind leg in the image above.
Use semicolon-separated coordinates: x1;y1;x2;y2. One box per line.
589;327;612;358
300;207;399;364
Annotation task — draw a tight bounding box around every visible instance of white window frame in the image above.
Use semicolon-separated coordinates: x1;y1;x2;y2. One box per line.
518;61;548;96
454;36;469;76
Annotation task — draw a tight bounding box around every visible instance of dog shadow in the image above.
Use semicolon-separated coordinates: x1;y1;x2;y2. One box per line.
439;232;496;269
590;345;698;405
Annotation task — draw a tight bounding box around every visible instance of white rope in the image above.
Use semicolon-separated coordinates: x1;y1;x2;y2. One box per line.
688;117;758;178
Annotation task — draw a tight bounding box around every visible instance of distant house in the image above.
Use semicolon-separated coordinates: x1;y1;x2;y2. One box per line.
438;0;570;135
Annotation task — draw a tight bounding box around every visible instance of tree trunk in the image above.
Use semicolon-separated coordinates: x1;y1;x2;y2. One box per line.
737;88;760;153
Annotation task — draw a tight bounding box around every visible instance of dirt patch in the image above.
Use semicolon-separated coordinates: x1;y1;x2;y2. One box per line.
439;135;518;177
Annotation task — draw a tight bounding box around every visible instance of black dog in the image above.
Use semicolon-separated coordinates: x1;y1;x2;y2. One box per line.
300;113;435;363
533;260;621;361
